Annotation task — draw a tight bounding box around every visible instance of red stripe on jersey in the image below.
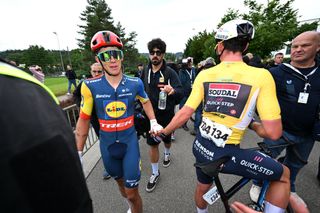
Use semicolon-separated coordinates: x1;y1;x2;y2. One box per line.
209;83;241;90
80;111;91;120
99;115;134;132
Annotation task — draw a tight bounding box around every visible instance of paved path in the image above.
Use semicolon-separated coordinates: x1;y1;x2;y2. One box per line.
84;124;320;213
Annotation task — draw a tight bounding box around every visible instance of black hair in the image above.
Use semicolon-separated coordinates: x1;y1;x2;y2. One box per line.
147;38;166;53
274;52;284;57
248;55;265;68
221;37;249;53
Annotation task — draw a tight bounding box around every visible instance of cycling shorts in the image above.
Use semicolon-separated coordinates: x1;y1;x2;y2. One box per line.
100;137;141;188
193;134;283;184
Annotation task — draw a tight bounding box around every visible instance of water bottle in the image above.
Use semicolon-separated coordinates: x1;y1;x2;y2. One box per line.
158;90;167;110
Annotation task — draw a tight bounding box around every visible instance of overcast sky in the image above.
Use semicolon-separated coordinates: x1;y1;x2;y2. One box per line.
1;0;319;53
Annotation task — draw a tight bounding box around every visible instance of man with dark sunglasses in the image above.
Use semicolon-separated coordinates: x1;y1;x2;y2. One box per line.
75;31;161;213
140;38;183;192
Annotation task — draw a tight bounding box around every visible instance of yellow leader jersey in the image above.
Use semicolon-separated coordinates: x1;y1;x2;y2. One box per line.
185;61;280;145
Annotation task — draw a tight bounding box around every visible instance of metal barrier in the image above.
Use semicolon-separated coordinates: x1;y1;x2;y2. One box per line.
63;104;99;154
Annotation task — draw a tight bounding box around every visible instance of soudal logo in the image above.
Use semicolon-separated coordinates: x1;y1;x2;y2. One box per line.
99;116;134;132
208;83;240;98
105;101;127;118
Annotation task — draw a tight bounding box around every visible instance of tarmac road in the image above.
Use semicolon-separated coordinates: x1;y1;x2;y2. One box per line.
86;123;320;213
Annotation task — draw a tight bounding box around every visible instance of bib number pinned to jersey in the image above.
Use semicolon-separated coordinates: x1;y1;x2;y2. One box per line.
199;117;232;148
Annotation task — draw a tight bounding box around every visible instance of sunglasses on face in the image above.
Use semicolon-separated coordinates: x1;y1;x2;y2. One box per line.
97;50;124;62
149;50;162;56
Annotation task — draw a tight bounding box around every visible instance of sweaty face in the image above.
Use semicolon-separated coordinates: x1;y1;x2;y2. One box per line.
291;33;319;64
149;48;164;66
97;47;123;76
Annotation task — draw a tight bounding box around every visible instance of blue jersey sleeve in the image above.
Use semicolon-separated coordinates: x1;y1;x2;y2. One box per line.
136;78;149;103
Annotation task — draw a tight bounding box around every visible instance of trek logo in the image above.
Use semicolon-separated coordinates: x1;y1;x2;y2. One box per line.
127;179;140;187
99;116;134;132
105;101;127;118
208;83;241;99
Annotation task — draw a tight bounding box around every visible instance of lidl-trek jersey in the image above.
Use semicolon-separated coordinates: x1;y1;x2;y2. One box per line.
185;61;281;145
80;75;149;188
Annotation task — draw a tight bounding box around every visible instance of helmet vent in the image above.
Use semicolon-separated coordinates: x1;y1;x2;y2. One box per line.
103;32;111;43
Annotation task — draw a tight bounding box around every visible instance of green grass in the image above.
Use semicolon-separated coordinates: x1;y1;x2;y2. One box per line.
45;77;77;96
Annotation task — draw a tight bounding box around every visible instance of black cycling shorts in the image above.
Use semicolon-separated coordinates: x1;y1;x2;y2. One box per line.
193;134;283;184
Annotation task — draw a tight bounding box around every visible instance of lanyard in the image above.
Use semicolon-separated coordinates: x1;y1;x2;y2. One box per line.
186;69;193;80
148;68;164;84
283;63;318;92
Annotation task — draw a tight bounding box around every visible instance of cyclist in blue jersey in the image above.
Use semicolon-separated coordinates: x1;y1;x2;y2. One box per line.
75;31;162;213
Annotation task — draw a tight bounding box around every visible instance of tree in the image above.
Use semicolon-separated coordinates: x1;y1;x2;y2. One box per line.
217;8;241;28
24;45;53;73
184;30;216;65
77;0;140;74
217;0;318;58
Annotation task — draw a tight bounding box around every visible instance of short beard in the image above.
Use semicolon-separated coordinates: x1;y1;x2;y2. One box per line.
151;59;161;66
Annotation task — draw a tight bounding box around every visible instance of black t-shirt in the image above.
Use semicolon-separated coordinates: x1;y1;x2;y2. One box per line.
0;74;92;212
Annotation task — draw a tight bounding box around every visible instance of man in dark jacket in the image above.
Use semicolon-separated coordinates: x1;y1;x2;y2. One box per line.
179;57;196;131
66;65;77;95
141;38;183;192
250;31;320;211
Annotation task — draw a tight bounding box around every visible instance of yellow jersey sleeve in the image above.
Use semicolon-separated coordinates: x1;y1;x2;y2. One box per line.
256;70;281;120
79;82;93;120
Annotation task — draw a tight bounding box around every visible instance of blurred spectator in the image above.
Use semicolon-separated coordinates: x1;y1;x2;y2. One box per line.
246;52;253;60
190;57;215;136
269;52;284;68
243;55;250;64
65;65;77;95
248;55;265;68
135;63;144;78
179;57;196;131
29;65;45;83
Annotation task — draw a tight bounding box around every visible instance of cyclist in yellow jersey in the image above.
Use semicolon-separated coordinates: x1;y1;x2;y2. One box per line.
155;20;290;213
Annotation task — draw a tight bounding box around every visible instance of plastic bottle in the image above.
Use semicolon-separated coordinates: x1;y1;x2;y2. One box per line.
158;90;167;110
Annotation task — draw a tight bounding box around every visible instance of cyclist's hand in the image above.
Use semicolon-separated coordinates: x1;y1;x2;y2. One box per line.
149;119;163;135
231;201;261;213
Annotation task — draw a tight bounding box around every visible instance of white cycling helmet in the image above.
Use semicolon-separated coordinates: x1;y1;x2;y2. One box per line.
215;19;255;41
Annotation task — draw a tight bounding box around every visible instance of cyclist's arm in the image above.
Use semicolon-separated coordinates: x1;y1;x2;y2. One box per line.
254;70;282;140
251;119;282;140
162;105;194;135
141;100;156;120
76;118;90;151
76;82;93;151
